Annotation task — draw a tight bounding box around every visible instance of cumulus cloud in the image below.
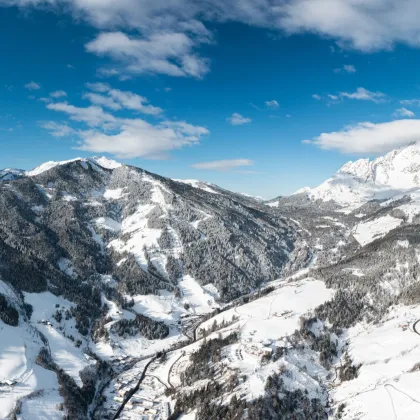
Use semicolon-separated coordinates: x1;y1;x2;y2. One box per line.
226;113;252;125
400;99;420;106
83;92;122;111
78;120;208;159
312;94;322;100
107;89;162;115
85;31;210;79
304;119;420;154
191;159;254;171
39;121;75;137
265;100;279;109
83;84;162;115
8;1;420;52
334;64;356;73
328;94;339;101
7;0;420;82
340;87;386;103
393;107;415;118
24;81;41;90
42;85;208;159
47;102;117;128
344;65;356;73
85;82;110;93
50;90;67;98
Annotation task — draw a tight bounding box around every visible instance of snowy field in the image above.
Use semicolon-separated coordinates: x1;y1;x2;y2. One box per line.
24;291;94;386
0;282;64;419
352;215;403;246
166;279;335;399
334;305;420;420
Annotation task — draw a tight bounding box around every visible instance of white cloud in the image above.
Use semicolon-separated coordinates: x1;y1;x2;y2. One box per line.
334;64;356;73
164;87;172;92
39;97;51;103
84;83;162;115
83;92;122;111
305;119;420;154
344;64;356;73
312;94;322;100
24;81;41;90
5;0;420;72
40;121;75;137
276;0;420;52
328;94;339;101
191;159;253;171
107;89;162;115
265;100;279;109
50;90;67;98
340;87;386;103
400;99;420;106
226;113;252;125
43;87;208;159
47;102;117;128
393;107;415;118
86;31;210;79
78;120;208;159
85;82;110;93
8;0;420;86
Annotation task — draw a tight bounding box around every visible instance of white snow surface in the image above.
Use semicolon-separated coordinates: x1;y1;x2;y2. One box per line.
0;281;64;419
173;179;220;194
334;305;420;420
301;142;420;210
24;291;94;387
26;156;122;176
352;215;403;246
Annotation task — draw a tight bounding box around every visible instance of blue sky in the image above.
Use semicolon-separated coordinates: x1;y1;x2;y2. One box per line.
2;1;420;198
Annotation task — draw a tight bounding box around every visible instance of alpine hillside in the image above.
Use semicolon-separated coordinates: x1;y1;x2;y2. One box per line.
2;144;420;420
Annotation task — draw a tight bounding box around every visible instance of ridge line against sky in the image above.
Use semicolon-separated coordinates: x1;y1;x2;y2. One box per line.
3;0;420;197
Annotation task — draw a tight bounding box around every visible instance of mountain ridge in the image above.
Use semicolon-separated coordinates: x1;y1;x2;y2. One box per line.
277;141;420;210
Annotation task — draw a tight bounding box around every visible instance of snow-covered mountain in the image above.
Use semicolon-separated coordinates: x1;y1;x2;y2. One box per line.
0;168;25;181
0;156;313;419
2;151;420;420
293;141;420;210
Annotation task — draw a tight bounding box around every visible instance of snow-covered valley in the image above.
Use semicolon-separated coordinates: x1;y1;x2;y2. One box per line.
2;144;420;419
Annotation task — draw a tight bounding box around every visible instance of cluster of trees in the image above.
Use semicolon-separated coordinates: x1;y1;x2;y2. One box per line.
35;345;112;420
197;315;239;338
295;316;338;369
111;313;169;340
181;332;238;386
315;290;367;330
338;353;360;382
0;293;19;326
172;370;326;420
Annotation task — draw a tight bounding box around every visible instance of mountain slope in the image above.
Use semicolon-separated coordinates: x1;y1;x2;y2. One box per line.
0;156;312;418
4;147;420;420
277;142;420;211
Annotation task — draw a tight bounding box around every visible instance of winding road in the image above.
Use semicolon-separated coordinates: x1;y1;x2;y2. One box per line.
413;319;420;336
112;356;157;420
108;279;296;419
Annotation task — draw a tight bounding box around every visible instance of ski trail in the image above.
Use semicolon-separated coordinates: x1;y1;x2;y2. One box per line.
384;384;398;420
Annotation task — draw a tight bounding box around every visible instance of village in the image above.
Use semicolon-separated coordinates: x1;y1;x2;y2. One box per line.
103;356;173;420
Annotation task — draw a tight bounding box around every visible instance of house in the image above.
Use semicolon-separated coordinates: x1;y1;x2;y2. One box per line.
262;347;273;356
161;402;171;419
5;379;17;386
